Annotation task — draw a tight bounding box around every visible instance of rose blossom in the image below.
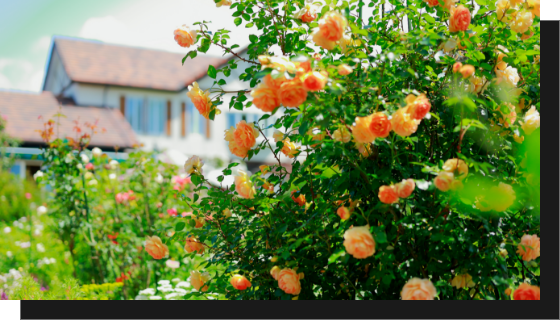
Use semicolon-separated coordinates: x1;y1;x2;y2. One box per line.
215;0;232;7
401;278;437;300
391;107;421;137
295;4;319;23
487;182;516;212
230;274;252;290
337;206;351;220
184;236;205;254
343;226;376;259
407;94;432;120
190;270;210;292
395;179;415;198
278;79;308;108
516;234;540;262
369;112;392;138
521;106;540;135
333;126;352;143
449;5;471;33
495;66;519;87
291;190;306;207
173;25;197;48
301;71;328;92
434;172;454;192
513;283;540;300
442;158;469;180
453;62;463;73
167;208;178;217
510;10;533;34
251;83;280;112
337;64;353;76
352;115;376;143
233;120;260;150
270;266;281;280
277;268;302;295
187;81;220;119
145;236;169;260
184;155;204;174
459;64;475;78
235;170;256;199
378;185;399;204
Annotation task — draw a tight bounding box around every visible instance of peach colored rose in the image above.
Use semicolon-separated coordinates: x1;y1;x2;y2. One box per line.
451;273;475;288
291;190;306;207
260;165;270;174
312;30;336;50
301;71;328;92
488;182;516;211
391;107;421;137
337;206;351;220
401;278;437;300
187;82;220;119
510;10;533;34
228;140;250;158
145;236;169;260
513;283;540;300
233;120;260;150
223;208;232;218
316;11;347;42
278;79;308;108
449;5;471;33
521;30;534;40
184;155;204;174
442;158;468;180
396;179;415;198
407;95;432;120
215;0;232;7
425;0;456;9
352;115;376;143
295;4;319;23
379;185;399;204
273;130;284;143
516;234;540;262
369;112;392;138
355;142;373;157
235;170;256;199
251;83;281;112
434;172;454;192
424;0;440;6
527;0;540;18
190;270;210;292
281;138;300;158
343;226;376;259
521;106;540;135
173;25;197;48
496;0;512;21
333;126;352;143
230;274;252;290
270;266;281;280
468;75;489;94
277;268;302;295
453;62;463;73
337;64;353;76
459;64;475;78
264;74;289;90
184;236;205;254
495;65;519;87
262;181;274;193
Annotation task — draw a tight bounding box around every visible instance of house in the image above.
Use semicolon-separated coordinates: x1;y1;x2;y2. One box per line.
0;36;286;179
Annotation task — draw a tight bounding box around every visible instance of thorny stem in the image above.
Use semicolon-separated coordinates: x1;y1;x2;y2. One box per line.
198;27;258;65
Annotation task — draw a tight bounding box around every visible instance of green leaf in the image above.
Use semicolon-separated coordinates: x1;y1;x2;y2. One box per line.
234;17;242;26
328;250;346;264
249;34;258;43
207;65;217;79
422;13;435;24
372;226;387;244
175;222;186;232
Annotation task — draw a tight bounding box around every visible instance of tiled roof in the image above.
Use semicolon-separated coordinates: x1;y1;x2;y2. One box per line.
53;38;231;91
0;90;138;148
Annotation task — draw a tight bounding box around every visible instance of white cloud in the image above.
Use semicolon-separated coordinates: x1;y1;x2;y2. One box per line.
33;36;52;53
0;59;43;92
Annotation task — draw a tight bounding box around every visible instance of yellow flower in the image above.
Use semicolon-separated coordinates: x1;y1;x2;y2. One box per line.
451;273;475;289
521;106;540;135
234;170;256;199
184;155;204;174
333;126;352;143
186;82;220;119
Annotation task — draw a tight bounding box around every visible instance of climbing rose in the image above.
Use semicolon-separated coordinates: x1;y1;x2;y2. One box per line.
442;158;469;180
510;10;533;34
173;25;197;48
184;236;205;254
527;0;540;17
487;182;516;212
453;62;463;73
513;283;540;300
333;126;352;143
337;206;351;220
291;190;306;207
281;138;300;158
451;274;475;288
395;179;415;198
295;3;319;23
235;170;256;199
495;66;520;87
401;278;437;300
378;185;399;204
228;140;250;158
449;5;471;33
215;0;232;7
273;130;284;143
184;155;204;174
145;236;169;260
251;83;280;112
277;268;302;295
301;71;328;92
521;106;540;135
270;266;281;280
278;79;308;108
187;82;220;119
391;107;421;137
352;115;376;143
233;120;260;150
343;226;376;259
190;270;210;292
516;234;540;262
459;64;475;78
337;64;353;76
434;172;454;192
312;11;348;50
407;95;432;120
230;275;252;290
369;112;392;138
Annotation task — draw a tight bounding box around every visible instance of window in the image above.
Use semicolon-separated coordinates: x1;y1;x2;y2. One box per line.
125;97;144;132
186;101;208;137
147;98;166;135
124;97;167;135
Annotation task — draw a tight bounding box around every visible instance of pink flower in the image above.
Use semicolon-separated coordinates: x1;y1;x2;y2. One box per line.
167;208;178;217
25;193;32;200
85;163;94;171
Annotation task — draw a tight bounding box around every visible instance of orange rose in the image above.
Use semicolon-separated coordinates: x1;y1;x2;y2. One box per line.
235;170;256;199
516;234;540;262
230;274;252;290
369;112;392;138
434;172;454;192
337;64;353;76
295;4;319;23
401;278;437;300
343;226;376;259
264;74;288;90
173;25;197;48
190;270;210;292
333;126;351;143
337;206;351;220
144;236;169;260
504;288;512;296
453;62;463;73
184;236;205;254
449;5;471;33
187;82;220;119
316;11;347;42
270;266;281;280
215;0;232;7
391;107;421;137
294;59;312;76
379;185;399;204
527;0;540;18
301;71;328;92
459;64;475;78
278;79;308;108
424;0;456;9
277;268;302;295
228;140;250;158
260;165;270;174
442;158;468;180
510;10;533;34
352;115;376;143
312;30;336;50
291;190;306;207
233;120;260;150
281;138;300;158
396;179;415;198
407;95;432;120
513;283;540;300
251;83;281;112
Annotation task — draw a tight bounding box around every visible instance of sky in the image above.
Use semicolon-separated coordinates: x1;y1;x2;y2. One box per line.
0;0;255;93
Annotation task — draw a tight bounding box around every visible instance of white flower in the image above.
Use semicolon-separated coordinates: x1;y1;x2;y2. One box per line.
157;280;171;286
139;288;156;295
171;278;181;283
155;173;164;184
20;242;31;249
77;163;83;170
33;170;44;180
3;227;11;234
37;206;47;215
184;155;204;175
174;288;188;295
149;295;162;300
521;106;540;135
81;154;90;163
157;286;174;292
495;66;519;87
92;147;102;158
176;281;191;288
165;292;181;300
36;243;45;253
109;173;117;180
88;179;98;186
165;260;180;269
6;251;12;258
49;258;56;264
109;160;119;170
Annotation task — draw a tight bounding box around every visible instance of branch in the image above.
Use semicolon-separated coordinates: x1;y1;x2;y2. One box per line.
199;27;259;65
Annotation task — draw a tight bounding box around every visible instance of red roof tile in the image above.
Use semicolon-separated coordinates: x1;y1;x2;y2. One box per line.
53;38;230;91
0;90;138;148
